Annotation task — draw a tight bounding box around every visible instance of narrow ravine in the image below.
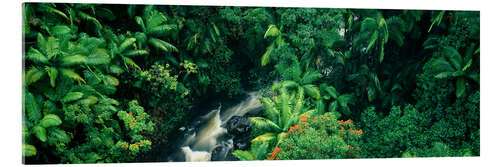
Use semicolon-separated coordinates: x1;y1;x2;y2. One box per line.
167;92;262;161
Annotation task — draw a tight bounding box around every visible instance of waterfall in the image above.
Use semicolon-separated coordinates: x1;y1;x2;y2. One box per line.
171;91;262;162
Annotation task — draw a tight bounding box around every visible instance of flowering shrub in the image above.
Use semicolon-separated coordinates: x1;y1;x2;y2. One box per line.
274;112;362;160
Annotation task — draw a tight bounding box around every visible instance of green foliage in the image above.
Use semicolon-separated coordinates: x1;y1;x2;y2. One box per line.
23;3;479;163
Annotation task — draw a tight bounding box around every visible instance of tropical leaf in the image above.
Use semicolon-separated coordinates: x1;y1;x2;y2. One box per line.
123;57;141;70
25;67;46;86
87;49;111;65
26;48;49;64
261;97;279;123
264;24;280;39
60;54;88;66
77;95;98;106
62;92;84;103
248;117;281;132
45;66;58;87
316;99;325;115
23;144;37;157
301;70;322;84
304;84;321;99
148;38;178;52
33;125;47;142
60;68;85;83
456;78;466;98
261;43;274;66
149;24;176;36
50;25;71;37
25;92;42;122
118;38;136;53
49;128;71;143
78;11;102;29
250;132;276;143
122;50;149;57
40;114;62;128
104;75;119;86
366;31;379;53
250;141;269;160
329;101;339;113
232;150;255;161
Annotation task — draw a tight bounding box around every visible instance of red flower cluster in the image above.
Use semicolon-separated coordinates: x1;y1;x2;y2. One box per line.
267;147;281;160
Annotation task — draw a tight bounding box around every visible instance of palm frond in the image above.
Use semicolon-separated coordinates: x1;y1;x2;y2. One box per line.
26;48;49;64
60;54;88;66
25;67;46;86
301;70;322;84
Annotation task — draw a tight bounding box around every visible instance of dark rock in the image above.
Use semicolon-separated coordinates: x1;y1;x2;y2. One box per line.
225;116;253;135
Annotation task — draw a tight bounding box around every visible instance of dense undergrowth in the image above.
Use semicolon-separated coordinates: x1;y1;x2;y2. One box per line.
22;3;479;163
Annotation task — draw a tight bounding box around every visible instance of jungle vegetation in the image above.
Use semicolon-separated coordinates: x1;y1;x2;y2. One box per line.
22;3;479;163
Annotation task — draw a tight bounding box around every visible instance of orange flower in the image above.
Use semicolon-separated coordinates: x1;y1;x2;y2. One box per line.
337;135;341;138
122;144;127;149
341;126;344;131
346;119;353;124
300;115;310;120
322;130;326;133
356;146;360;150
338;120;344;125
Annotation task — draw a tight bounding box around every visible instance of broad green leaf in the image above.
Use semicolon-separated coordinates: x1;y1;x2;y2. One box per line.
316;99;325;115
60;68;85;83
232;150;255;161
323;85;339;99
148;38;178;52
40;114;62;128
251;132;276;143
301;70;322;84
304;84;321;99
456;78;466;98
49;128;71;143
25;67;46;86
261;43;274;66
104;75;119;86
25;92;41;122
50;25;71;37
23;144;37;157
366;31;379;53
62;92;84;103
118;38;136;53
60;54;88;66
26;48;49;64
329;101;339;113
45;66;58;87
78;11;102;29
78;95;98;106
248;117;281;132
264;24;280;38
122;50;149;57
33;125;47;142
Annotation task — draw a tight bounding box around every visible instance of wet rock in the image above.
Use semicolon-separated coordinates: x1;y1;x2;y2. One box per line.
225;116;252;135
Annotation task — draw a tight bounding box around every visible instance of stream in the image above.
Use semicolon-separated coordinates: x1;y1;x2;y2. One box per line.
166;91;262;162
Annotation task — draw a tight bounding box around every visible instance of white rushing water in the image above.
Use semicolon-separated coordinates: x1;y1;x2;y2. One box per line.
174;91;262;162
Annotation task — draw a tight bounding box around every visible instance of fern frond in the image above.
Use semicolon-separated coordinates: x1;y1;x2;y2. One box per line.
123;57;141;70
